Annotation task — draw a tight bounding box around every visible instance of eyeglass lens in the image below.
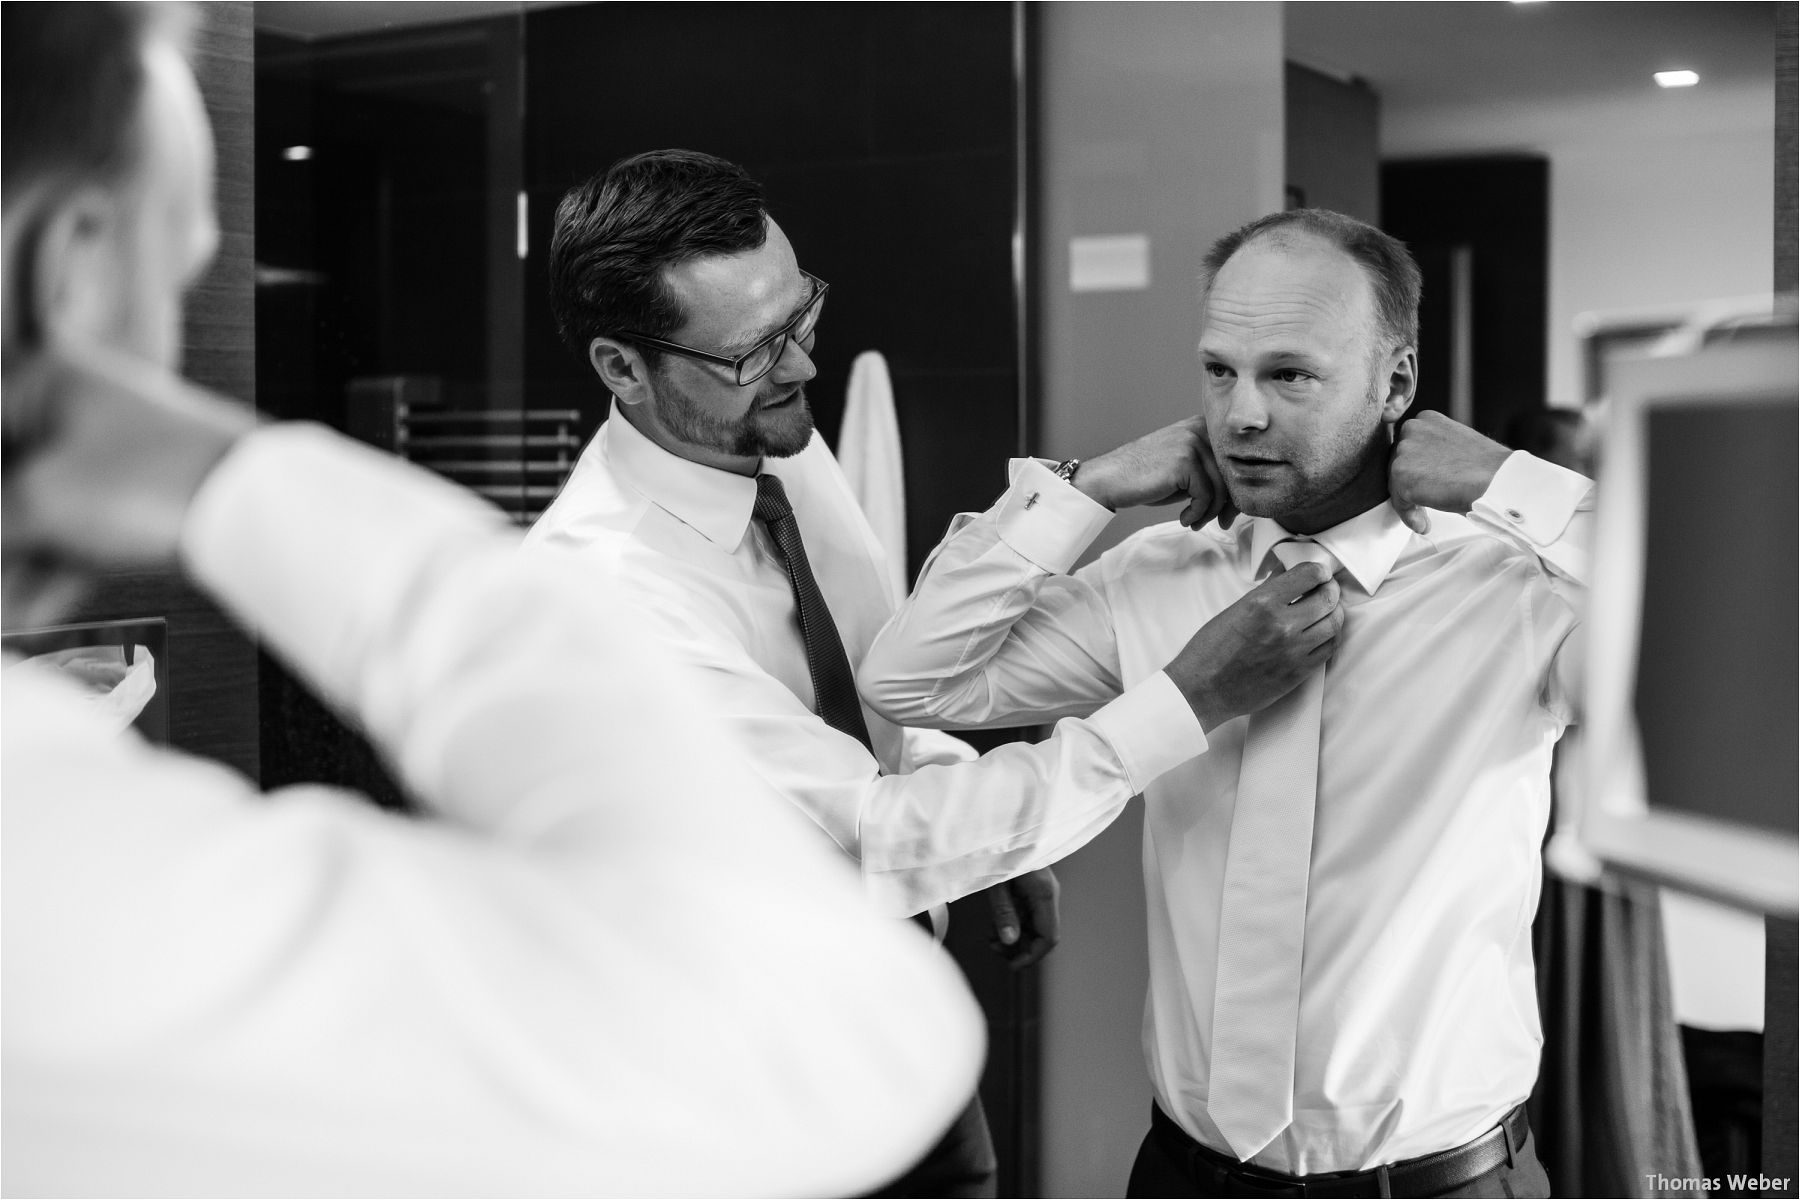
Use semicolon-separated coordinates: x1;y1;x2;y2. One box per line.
737;286;827;385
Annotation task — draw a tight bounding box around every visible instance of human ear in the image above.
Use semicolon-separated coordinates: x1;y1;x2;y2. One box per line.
588;336;653;406
30;186;128;348
1378;346;1418;425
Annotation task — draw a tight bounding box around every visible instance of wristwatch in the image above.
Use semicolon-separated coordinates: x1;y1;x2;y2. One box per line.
1053;457;1081;485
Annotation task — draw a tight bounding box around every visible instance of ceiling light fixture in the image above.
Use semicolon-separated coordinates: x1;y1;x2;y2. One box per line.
1654;70;1700;88
283;145;313;162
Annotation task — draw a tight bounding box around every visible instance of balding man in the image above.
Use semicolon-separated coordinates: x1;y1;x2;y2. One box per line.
863;209;1594;1198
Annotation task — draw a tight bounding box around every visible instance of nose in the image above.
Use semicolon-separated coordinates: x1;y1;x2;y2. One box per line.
768;334;817;385
1223;378;1269;434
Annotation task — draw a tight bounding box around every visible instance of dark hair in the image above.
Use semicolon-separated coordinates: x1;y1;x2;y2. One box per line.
548;149;769;364
1200;208;1422;353
1;2;195;204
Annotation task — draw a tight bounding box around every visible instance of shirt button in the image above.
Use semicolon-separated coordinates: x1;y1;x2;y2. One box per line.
1505;508;1524;522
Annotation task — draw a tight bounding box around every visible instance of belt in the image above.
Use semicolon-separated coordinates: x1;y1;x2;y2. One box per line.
1150;1104;1530;1198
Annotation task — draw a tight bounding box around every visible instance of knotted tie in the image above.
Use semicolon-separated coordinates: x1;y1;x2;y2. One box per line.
1209;538;1341;1162
753;473;874;752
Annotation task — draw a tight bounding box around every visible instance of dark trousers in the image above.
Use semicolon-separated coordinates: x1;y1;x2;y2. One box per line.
869;1093;997;1198
1126;1109;1553;1198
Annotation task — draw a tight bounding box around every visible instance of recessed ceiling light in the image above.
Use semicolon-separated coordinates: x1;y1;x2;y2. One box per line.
1654;70;1700;88
283;145;313;162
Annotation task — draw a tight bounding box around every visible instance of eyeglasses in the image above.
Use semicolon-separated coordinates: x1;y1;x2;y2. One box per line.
620;272;829;387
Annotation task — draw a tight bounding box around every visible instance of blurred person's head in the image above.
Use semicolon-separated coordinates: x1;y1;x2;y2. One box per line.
1196;209;1421;534
1503;406;1595;475
3;1;219;623
548;149;821;475
2;2;217;370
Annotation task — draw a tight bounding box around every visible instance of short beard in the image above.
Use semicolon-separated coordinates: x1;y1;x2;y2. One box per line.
1220;374;1389;523
652;365;814;460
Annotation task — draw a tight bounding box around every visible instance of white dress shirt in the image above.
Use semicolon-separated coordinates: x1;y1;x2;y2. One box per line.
3;423;984;1198
860;451;1594;1174
524;406;1204;916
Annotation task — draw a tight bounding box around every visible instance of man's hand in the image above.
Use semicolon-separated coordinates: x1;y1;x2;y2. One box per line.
3;341;254;623
1070;416;1238;530
984;869;1060;970
1388;411;1513;535
1164;562;1343;732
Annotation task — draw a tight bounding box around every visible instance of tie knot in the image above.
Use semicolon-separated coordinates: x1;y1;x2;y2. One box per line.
753;473;794;524
1270;538;1340;578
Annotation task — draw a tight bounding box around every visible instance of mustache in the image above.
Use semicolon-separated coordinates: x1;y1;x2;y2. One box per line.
757;383;806;410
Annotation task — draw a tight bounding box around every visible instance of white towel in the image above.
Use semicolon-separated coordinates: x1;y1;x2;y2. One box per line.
837;350;908;602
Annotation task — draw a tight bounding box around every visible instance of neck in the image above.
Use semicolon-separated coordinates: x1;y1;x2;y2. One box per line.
617;399;761;477
1275;451;1391;536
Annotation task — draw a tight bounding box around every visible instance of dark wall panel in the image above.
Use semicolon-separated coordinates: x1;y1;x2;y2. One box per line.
1285;62;1379;222
1381;156;1549;440
523;1;1020;582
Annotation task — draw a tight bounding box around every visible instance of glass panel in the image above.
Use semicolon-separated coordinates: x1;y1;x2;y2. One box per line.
254;4;555;527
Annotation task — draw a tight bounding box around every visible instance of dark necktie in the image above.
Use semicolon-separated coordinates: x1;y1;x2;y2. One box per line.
753;474;874;752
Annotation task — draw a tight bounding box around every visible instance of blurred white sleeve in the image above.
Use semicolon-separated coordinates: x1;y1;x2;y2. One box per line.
3;423;982;1198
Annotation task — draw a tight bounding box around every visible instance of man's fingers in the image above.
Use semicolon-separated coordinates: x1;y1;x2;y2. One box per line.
1394;500;1432;535
1294;585;1342;631
986;884;1020;946
1288;593;1346;644
1023;873;1061;944
1265;559;1331;601
1301;600;1346;648
1008;934;1053;971
1386;422;1429;534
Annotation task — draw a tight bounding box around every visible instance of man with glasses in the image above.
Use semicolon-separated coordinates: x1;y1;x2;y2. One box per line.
526;149;1335;1195
3;10;986;1194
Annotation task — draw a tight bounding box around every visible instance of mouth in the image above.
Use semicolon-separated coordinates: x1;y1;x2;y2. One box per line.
759;387;803;411
1225;453;1286;471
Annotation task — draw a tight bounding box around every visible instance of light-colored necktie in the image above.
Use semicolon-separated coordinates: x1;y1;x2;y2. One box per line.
1209;538;1341;1162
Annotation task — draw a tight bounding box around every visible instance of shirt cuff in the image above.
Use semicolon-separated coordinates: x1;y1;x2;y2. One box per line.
1471;451;1593;547
1085;670;1208;792
995;458;1115;574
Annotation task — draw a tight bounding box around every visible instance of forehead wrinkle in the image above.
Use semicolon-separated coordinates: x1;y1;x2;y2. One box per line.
1200;286;1365;365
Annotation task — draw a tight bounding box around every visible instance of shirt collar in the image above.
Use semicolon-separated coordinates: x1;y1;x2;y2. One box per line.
1243;501;1414;595
601;401;760;551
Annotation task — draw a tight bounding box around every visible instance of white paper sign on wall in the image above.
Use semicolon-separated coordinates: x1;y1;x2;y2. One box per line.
1070;234;1151;293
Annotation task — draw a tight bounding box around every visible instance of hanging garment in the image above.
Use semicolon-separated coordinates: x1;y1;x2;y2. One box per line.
838;350;908;603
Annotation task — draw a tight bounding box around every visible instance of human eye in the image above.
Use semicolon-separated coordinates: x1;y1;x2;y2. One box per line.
1202;361;1233;380
738;335;781;380
1270;367;1315;385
